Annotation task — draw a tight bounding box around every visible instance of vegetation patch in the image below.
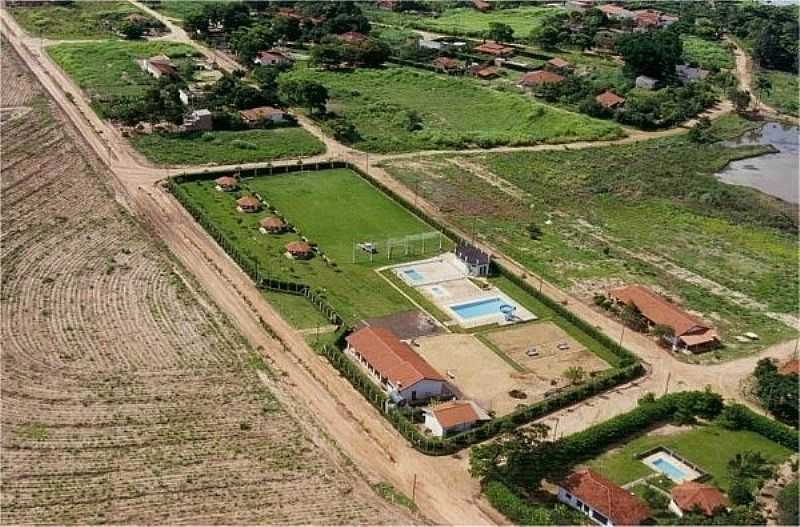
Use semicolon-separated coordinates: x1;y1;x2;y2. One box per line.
758;70;799;116
681;35;734;71
10;1;158;40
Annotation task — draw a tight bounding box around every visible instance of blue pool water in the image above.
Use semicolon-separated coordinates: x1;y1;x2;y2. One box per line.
403;269;424;282
450;297;511;320
652;458;688;481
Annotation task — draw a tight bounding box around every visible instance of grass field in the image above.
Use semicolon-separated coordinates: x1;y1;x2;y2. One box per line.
681;35;734;71
152;0;243;22
282;65;623;153
758;70;799;116
383;116;799;358
48;40;197;116
132;128;325;165
588;424;793;491
10;1;156;40
365;5;563;40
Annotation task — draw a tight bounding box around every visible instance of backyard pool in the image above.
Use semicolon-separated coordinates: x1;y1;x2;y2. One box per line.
450;297;514;320
642;450;701;483
652;458;687;481
403;269;425;283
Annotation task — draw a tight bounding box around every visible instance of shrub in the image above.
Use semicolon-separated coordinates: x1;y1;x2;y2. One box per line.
232;140;257;150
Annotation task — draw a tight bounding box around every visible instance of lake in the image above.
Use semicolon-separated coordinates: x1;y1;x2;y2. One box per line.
717;122;799;204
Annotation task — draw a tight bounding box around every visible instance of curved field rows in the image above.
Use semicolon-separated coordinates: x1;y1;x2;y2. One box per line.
0;42;413;525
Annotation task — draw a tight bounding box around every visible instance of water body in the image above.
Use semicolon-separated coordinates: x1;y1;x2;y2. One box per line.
717;122;799;204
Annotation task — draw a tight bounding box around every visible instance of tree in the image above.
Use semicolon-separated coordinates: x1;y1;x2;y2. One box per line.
651;323;676;341
616;28;683;79
777;479;799;527
728;88;751;113
272;16;301;42
310;41;345;68
728;451;771;480
728;479;753;506
229;24;275;64
621;303;647;332
469;425;553;487
530;20;562;50
120;20;146;40
278;79;328;114
753;358;798;427
329;117;359;142
487;22;513;43
563;366;586;385
526;223;543;240
688;116;717;144
755;75;772;99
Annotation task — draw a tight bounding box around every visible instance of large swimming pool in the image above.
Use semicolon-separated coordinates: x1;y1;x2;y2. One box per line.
450;297;513;320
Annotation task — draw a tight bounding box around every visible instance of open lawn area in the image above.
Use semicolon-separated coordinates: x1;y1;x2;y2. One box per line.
132;128;325;165
759;70;799;117
47;40;197;116
365;5;563;40
282;65;623;153
587;424;793;492
681;35;734;71
10;1;157;40
177;169;446;322
382;116;799;359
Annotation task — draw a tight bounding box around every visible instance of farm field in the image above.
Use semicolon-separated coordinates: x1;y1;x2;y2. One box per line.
282;65;623;153
681;35;735;71
0;41;412;525
758;70;799;116
382;116;799;359
587;424;793;492
8;1;157;40
177;168;448;322
132;128;326;165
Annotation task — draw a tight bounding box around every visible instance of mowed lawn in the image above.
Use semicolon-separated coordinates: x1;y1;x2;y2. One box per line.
178;169;444;322
10;1;156;40
588;425;793;492
282;66;623;153
132;128;325;165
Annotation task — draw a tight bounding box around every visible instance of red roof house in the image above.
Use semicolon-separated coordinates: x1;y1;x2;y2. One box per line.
779;359;799;376
259;216;287;234
472;0;492;12
546;57;573;71
558;468;651;526
424;400;487;437
337;31;368;44
518;70;566;88
596;90;626;109
473;41;515;57
670;482;729;517
432;56;464;73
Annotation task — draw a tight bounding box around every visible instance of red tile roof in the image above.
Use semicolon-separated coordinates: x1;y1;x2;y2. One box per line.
346;327;445;389
560;469;651;526
596;90;625;108
474;41;514;56
519;70;565;87
431;400;479;428
236;196;260;209
215;176;237;188
337;31;368;43
256;50;290;62
671;482;729;516
547;57;572;69
608;285;712;337
432;56;463;70
472;0;492;11
286;241;312;254
260;216;286;230
239;106;286;121
779;359;800;376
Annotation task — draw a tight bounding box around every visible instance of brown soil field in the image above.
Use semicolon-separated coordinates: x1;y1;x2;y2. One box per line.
0;41;413;525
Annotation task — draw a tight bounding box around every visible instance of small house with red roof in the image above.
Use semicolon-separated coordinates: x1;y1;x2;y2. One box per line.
259;216;287;234
546;57;573;72
596;90;626;109
236;196;261;213
432;56;464;74
337;31;368;44
346;326;450;404
424;400;489;437
473;41;515;57
557;468;651;526
518;70;566;89
669;482;728;517
254;49;293;67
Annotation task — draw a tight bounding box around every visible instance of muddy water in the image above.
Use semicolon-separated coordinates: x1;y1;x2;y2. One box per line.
717;122;799;204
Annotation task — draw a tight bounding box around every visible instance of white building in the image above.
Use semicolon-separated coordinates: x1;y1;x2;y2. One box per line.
557;469;651;526
455;244;491;277
138;55;177;79
183;109;213;132
423;400;489;437
635;75;659;90
254;49;293;67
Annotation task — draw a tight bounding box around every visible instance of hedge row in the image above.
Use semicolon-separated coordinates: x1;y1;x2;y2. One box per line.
721;403;799;450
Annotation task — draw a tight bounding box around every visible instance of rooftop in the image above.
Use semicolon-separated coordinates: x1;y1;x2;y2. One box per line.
519;70;566;86
239;106;286;121
608;285;712;337
596;90;625;108
430;401;479;428
671;482;729;516
560;468;651;526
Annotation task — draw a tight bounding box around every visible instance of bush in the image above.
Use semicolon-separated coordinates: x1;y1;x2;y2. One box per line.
777;479;799;526
232;140;257;150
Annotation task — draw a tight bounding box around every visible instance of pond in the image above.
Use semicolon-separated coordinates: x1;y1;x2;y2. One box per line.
717;122;799;204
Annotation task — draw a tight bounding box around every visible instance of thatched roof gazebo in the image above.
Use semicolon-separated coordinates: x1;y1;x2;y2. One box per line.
259;216;287;234
236;196;261;212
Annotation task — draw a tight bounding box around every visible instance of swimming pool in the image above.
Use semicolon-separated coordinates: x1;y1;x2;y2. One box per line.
450;297;512;320
651;458;688;481
403;269;424;283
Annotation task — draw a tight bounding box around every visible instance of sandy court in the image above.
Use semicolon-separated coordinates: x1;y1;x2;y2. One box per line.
485;321;610;376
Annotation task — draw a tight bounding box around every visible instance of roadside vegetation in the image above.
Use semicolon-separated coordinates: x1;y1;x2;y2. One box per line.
757;70;799;116
750;358;798;427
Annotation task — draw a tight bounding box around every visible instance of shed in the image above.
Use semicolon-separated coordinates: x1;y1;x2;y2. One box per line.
546;57;573;71
254;49;293;67
214;176;238;192
635;75;659;90
432;56;464;73
239;106;287;126
676;64;710;84
473;41;515;57
236;196;261;213
286;240;313;259
595;90;625;109
423;400;489;437
259;216;287;234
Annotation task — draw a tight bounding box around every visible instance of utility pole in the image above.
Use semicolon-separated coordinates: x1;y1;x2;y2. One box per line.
412;474;417;504
619;324;626;347
664;372;671;395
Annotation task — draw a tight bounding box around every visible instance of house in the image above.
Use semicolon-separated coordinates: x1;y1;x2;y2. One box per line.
214;176;238;192
432;56;464;74
138;55;177;79
239;106;288;127
676;65;710;84
546;57;573;72
566;0;595;13
455;244;491;277
519;70;566;88
345;326;449;404
286;240;313;259
236;196;261;213
424;400;489;437
337;31;368;44
635;75;659;90
669;482;729;517
259;216;288;234
595;90;625;109
179;85;209;106
473;41;515;57
779;359;799;376
608;285;720;353
472;0;492;12
470;65;499;79
633;9;678;30
376;0;398;10
183;109;213;132
598;4;634;19
419;39;444;51
558;468;651;527
254;49;293;67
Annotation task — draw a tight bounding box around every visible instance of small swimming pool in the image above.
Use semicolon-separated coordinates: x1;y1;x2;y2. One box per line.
450;297;512;320
403;269;425;283
651;458;688;481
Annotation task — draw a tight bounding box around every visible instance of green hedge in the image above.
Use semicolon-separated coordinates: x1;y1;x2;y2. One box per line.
484;480;561;525
718;403;798;450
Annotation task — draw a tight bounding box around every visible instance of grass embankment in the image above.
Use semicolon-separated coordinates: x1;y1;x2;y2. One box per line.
10;1;156;40
681;35;735;70
132;128;325;165
384;116;799;358
588;424;793;491
758;70;799;116
282;65;623;153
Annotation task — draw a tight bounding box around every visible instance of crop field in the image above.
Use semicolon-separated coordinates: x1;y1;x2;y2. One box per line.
681;35;735;71
47;40;198;116
132;128;326;165
0;43;411;524
9;1;156;40
382;116;799;359
282;65;623;153
759;70;799;116
177;168;451;322
587;424;793;492
365;5;564;40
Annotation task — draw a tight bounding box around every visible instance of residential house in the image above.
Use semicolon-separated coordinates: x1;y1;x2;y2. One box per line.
598;4;634;20
473;41;515;57
546;57;573;72
595;90;625;109
236;196;261;213
519;70;566;88
669;482;729;517
635;75;659;90
337;31;369;45
376;0;398;10
676;64;710;84
566;0;595;13
183;109;213;132
239;106;288;127
424;400;489;437
419;39;444;51
470;65;499;79
608;285;720;353
345;326;449;404
558;468;651;526
286;241;313;260
472;0;492;12
455;244;491;277
138;55;177;79
432;56;464;74
214;176;238;192
254;49;293;67
633;9;679;30
179;85;208;106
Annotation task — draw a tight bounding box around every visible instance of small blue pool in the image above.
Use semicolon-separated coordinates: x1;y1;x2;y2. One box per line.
403;269;424;282
652;458;688;481
450;297;512;320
